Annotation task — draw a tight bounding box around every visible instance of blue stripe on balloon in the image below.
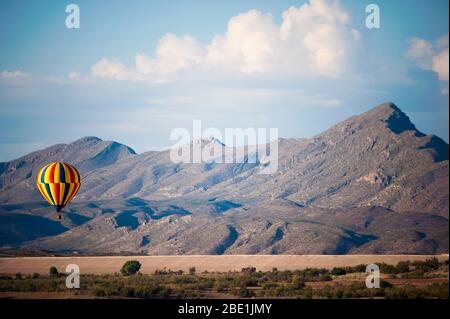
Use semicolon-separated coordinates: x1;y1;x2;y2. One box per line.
44;183;55;205
41;165;49;183
62;183;70;205
59;163;66;183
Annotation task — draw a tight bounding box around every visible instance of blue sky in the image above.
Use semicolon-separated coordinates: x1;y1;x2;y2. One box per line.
0;0;448;161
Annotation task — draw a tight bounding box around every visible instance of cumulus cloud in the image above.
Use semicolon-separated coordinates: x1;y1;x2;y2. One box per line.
91;34;204;83
91;58;136;81
91;0;360;81
136;34;204;77
406;35;449;93
205;10;280;74
279;0;352;77
1;70;30;78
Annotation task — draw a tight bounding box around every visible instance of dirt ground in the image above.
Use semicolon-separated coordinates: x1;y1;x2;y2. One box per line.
0;254;448;274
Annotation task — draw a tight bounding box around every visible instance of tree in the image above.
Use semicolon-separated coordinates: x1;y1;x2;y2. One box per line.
121;260;141;276
49;266;58;277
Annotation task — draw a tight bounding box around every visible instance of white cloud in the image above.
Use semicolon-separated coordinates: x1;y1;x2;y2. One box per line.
279;0;351;77
136;34;204;77
406;35;449;94
205;10;280;74
432;48;449;82
1;70;30;78
91;34;203;83
91;0;360;81
91;58;136;81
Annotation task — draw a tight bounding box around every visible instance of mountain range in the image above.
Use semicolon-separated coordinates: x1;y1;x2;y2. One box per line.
0;102;448;255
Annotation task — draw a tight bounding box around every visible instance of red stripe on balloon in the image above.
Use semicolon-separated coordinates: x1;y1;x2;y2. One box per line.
68;165;75;183
49;163;56;183
54;183;61;205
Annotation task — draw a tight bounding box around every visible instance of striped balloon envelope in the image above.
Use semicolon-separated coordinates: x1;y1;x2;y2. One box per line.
36;162;81;213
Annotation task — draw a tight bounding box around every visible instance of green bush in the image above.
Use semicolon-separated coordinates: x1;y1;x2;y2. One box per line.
331;267;347;276
120;260;141;276
49;266;58;277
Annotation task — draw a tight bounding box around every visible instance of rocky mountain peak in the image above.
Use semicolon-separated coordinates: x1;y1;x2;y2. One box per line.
69;136;103;147
361;102;419;135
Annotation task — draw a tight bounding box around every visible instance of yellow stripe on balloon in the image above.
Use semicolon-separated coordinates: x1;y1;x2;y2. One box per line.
59;183;64;204
43;163;54;183
54;163;61;183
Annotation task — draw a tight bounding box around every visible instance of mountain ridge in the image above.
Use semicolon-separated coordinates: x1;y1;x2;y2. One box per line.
0;102;448;255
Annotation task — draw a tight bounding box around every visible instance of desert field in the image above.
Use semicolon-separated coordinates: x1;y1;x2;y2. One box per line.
1;254;448;274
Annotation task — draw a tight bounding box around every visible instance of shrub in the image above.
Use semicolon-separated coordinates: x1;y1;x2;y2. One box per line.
331;267;347;276
242;267;256;274
121;260;141;276
378;263;398;274
93;287;106;297
49;266;58;277
189;267;196;274
396;261;411;273
344;264;367;273
413;257;441;272
380;279;393;288
235;286;254;298
291;275;306;289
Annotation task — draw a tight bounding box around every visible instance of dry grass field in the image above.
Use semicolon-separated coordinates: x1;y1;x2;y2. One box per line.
1;254;448;274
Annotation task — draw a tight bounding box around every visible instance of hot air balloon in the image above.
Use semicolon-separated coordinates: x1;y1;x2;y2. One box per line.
36;162;81;220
